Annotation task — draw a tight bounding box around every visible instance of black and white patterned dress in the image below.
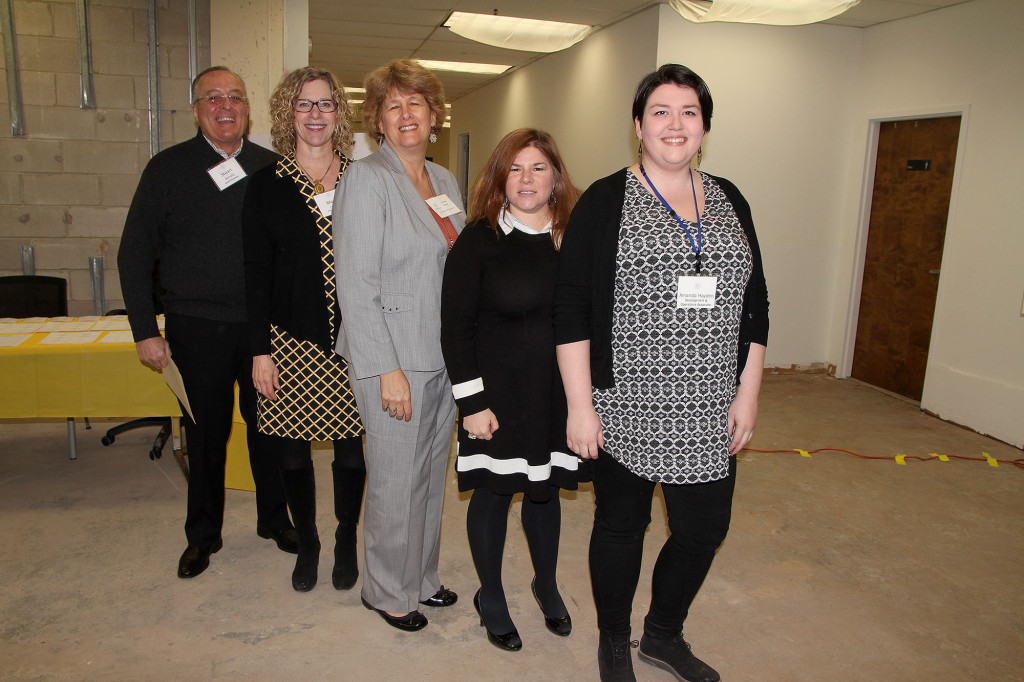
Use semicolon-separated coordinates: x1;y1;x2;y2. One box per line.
257;155;362;441
593;171;752;484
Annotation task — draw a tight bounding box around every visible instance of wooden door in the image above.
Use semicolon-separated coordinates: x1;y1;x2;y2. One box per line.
852;116;960;401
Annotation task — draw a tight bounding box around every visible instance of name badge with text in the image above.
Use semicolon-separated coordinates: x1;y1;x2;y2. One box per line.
677;275;718;309
207;158;246;191
425;193;462;219
313;191;334;218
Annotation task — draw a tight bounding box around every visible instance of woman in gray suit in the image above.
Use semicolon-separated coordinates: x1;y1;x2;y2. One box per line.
333;59;463;632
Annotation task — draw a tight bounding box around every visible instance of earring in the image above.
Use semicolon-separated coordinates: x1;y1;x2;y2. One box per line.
697;146;703;167
548;194;557;205
429;127;438;144
503;197;510;209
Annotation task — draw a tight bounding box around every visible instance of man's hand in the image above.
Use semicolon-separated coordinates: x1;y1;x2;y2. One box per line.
136;336;171;370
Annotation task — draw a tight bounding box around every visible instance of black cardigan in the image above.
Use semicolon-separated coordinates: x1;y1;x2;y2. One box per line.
242;161;342;356
553;168;769;388
118;133;278;341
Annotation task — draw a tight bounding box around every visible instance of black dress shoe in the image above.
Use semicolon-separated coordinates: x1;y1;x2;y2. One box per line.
361;597;428;632
473;589;522;652
177;538;223;579
419;585;458;607
256;524;299;554
531;578;572;636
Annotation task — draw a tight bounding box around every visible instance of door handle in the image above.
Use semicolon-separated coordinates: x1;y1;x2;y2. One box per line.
927;269;940;275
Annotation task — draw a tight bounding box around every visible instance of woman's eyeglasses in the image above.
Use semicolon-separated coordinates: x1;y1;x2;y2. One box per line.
293;99;339;113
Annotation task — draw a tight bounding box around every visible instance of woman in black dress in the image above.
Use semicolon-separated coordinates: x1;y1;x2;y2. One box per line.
243;67;365;593
441;129;587;651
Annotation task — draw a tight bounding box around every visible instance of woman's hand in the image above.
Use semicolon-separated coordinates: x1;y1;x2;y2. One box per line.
463;409;499;440
380;368;412;421
566;406;604;460
252;354;280;400
727;388;758;455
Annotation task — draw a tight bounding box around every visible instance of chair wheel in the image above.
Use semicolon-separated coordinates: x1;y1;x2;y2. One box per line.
101;435;114;446
150;448;162;461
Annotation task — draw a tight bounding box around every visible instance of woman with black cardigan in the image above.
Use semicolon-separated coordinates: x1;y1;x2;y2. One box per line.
554;65;769;682
242;67;364;593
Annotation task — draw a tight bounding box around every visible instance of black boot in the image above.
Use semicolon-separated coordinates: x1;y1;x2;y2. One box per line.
331;461;365;590
281;467;320;592
598;632;637;682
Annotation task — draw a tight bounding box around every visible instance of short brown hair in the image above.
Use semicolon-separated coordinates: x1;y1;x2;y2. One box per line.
468;128;580;250
361;59;446;143
269;67;353;156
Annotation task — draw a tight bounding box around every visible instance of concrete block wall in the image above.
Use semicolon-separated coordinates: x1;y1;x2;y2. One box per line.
0;0;209;315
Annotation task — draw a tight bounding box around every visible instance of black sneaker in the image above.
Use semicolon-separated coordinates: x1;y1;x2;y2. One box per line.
638;633;720;682
598;633;638;682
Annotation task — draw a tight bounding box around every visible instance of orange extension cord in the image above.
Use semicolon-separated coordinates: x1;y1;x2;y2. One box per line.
743;447;1024;471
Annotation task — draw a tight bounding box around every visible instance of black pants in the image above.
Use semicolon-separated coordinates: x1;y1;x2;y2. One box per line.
589;452;736;639
165;313;290;548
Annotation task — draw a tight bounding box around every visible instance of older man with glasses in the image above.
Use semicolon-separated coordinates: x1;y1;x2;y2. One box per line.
118;66;296;579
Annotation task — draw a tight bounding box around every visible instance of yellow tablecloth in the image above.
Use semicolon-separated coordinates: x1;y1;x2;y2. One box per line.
0;319;254;491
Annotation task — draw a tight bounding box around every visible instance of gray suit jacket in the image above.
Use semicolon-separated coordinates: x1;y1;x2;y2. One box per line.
333;141;466;380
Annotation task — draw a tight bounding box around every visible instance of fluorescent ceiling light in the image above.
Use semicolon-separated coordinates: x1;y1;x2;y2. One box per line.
668;0;860;25
416;59;511;75
442;11;592;53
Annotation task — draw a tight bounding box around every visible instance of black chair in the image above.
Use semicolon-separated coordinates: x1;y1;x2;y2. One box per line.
0;275;68;318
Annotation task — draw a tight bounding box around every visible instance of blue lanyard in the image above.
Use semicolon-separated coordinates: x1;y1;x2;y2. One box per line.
638;164;703;274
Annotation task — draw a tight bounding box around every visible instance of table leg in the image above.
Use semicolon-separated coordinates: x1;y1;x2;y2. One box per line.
67;418;77;460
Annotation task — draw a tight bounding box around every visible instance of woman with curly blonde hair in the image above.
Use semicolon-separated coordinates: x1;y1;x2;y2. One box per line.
243;66;365;593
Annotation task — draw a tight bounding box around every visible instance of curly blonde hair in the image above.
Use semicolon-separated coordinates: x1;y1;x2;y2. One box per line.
269;67;353;156
361;59;446;144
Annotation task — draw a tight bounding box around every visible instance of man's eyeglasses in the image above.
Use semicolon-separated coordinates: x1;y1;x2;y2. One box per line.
194;94;248;106
293;99;339;113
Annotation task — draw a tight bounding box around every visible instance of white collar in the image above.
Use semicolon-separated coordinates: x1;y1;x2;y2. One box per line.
498;207;551;236
202;134;244;159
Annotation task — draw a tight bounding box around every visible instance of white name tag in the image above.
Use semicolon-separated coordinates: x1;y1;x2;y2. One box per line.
207;157;246;190
677;275;718;309
313;191;334;218
425;193;462;218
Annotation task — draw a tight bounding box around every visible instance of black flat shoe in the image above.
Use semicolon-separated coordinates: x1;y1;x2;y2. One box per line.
473;589;522;652
361;597;428;632
256;524;299;554
177;538;223;579
419;585;458;607
531;578;572;636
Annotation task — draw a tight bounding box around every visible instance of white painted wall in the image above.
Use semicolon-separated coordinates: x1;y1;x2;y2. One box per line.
837;0;1024;446
451;0;1024;446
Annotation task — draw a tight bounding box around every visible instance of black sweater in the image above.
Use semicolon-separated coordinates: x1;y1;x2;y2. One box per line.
118;133;279;341
553;168;769;388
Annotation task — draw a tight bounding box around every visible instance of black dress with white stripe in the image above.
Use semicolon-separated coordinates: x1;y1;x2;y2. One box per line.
441;216;588;501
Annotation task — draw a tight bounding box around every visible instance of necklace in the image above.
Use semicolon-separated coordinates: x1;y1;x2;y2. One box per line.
296;154;334;194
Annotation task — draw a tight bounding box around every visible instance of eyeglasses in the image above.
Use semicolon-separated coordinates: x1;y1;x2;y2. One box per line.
293;99;339;113
194;94;248;106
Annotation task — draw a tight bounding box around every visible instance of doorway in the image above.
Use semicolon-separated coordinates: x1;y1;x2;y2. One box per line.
851;116;960;401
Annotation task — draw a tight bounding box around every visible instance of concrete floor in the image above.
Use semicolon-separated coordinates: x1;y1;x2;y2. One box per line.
1;375;1021;681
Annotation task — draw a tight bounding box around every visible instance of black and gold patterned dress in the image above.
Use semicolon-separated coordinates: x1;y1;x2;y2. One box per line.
255;155;362;441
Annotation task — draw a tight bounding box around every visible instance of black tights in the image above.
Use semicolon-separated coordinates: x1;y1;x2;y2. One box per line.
269;433;365;472
467;487;566;633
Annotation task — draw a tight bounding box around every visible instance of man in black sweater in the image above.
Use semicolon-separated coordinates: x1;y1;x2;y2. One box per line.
118;66;296;578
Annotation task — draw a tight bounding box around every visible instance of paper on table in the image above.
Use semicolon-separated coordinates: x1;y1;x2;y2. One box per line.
39;331;102;345
0;334;32;347
0;321;43;334
98;330;136;344
162;358;194;422
37;320;97;332
91;318;132;331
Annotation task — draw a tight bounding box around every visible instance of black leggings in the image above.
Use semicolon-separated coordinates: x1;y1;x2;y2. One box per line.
589;453;736;639
266;433;365;472
467;487;565;632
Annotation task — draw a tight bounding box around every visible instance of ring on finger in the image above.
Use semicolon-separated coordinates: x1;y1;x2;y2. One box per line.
467;434;477;440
